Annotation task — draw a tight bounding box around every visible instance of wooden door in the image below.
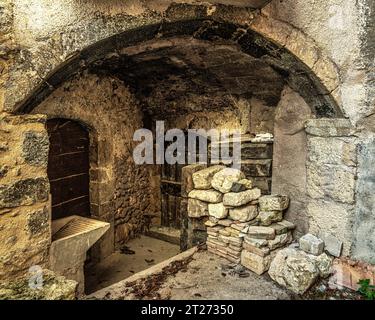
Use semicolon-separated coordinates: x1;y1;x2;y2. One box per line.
160;132;208;229
47;119;90;220
161;162;184;229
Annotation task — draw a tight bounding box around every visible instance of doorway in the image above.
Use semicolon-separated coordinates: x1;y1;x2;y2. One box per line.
46;118;90;220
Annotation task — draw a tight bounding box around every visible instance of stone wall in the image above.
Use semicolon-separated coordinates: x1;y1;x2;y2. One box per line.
33;72;159;258
305;119;358;257
0;114;50;281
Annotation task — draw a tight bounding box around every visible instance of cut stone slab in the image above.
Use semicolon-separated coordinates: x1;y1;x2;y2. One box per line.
248;226;275;240
189;189;223;203
268;232;293;250
208;202;228;219
268;248;333;294
192;165;225;190
269;223;289;235
243;241;270;257
223;188;261;207
217;219;233;227
229;204;258;222
259;195;289;211
182;164;208;197
204;220;217;227
241;250;272;275
230;222;251;232
244;236;268;248
50;216;110;295
211;168;245;193
299;233;324;256
258;211;283;226
318;231;343;257
230;179;253;193
188;198;209;218
251;133;274;143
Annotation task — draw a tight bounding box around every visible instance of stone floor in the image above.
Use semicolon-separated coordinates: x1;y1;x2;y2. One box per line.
85;235;180;294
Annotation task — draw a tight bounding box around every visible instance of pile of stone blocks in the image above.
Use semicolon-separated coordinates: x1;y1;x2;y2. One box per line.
241;195;294;275
187;166;295;272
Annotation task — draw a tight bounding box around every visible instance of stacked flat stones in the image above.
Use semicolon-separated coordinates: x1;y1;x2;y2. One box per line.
187;166;295;272
241;194;295;275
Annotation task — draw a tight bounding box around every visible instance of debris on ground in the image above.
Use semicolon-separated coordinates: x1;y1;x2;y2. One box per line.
111;256;194;300
120;246;136;255
299;278;363;300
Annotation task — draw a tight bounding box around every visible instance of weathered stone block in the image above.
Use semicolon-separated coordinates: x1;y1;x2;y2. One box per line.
211;168;245;193
247;226;275;240
0;269;77;300
192;165;225;190
299;233;324;256
27;206;50;236
241;250;272;275
204;220;217;227
258;210;283;226
217;219;233;227
306;163;356;204
307;137;357;167
269;222;289;235
188;198;209;218
22;131;49;167
318;231;343;257
229;204;258;222
188;189;223;203
181;164;207;197
268;248;318;294
268;248;333;294
0;178;49;209
305;119;354;137
243;241;270;257
259;195;289;211
268;232;293;250
244;236;268;248
208;202;228;219
223;188;261;207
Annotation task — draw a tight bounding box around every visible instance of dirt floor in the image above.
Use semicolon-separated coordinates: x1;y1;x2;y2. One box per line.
159;251;292;300
89;250;292;300
85;235;180;294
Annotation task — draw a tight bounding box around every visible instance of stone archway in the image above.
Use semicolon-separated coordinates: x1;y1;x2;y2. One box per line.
1;4;355;290
4;8;342;118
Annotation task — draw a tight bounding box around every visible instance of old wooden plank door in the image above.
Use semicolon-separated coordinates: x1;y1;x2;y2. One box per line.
47;119;90;220
160;161;184;229
160;132;207;229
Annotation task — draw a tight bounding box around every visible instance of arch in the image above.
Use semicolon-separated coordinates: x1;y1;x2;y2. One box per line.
12;19;343;117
